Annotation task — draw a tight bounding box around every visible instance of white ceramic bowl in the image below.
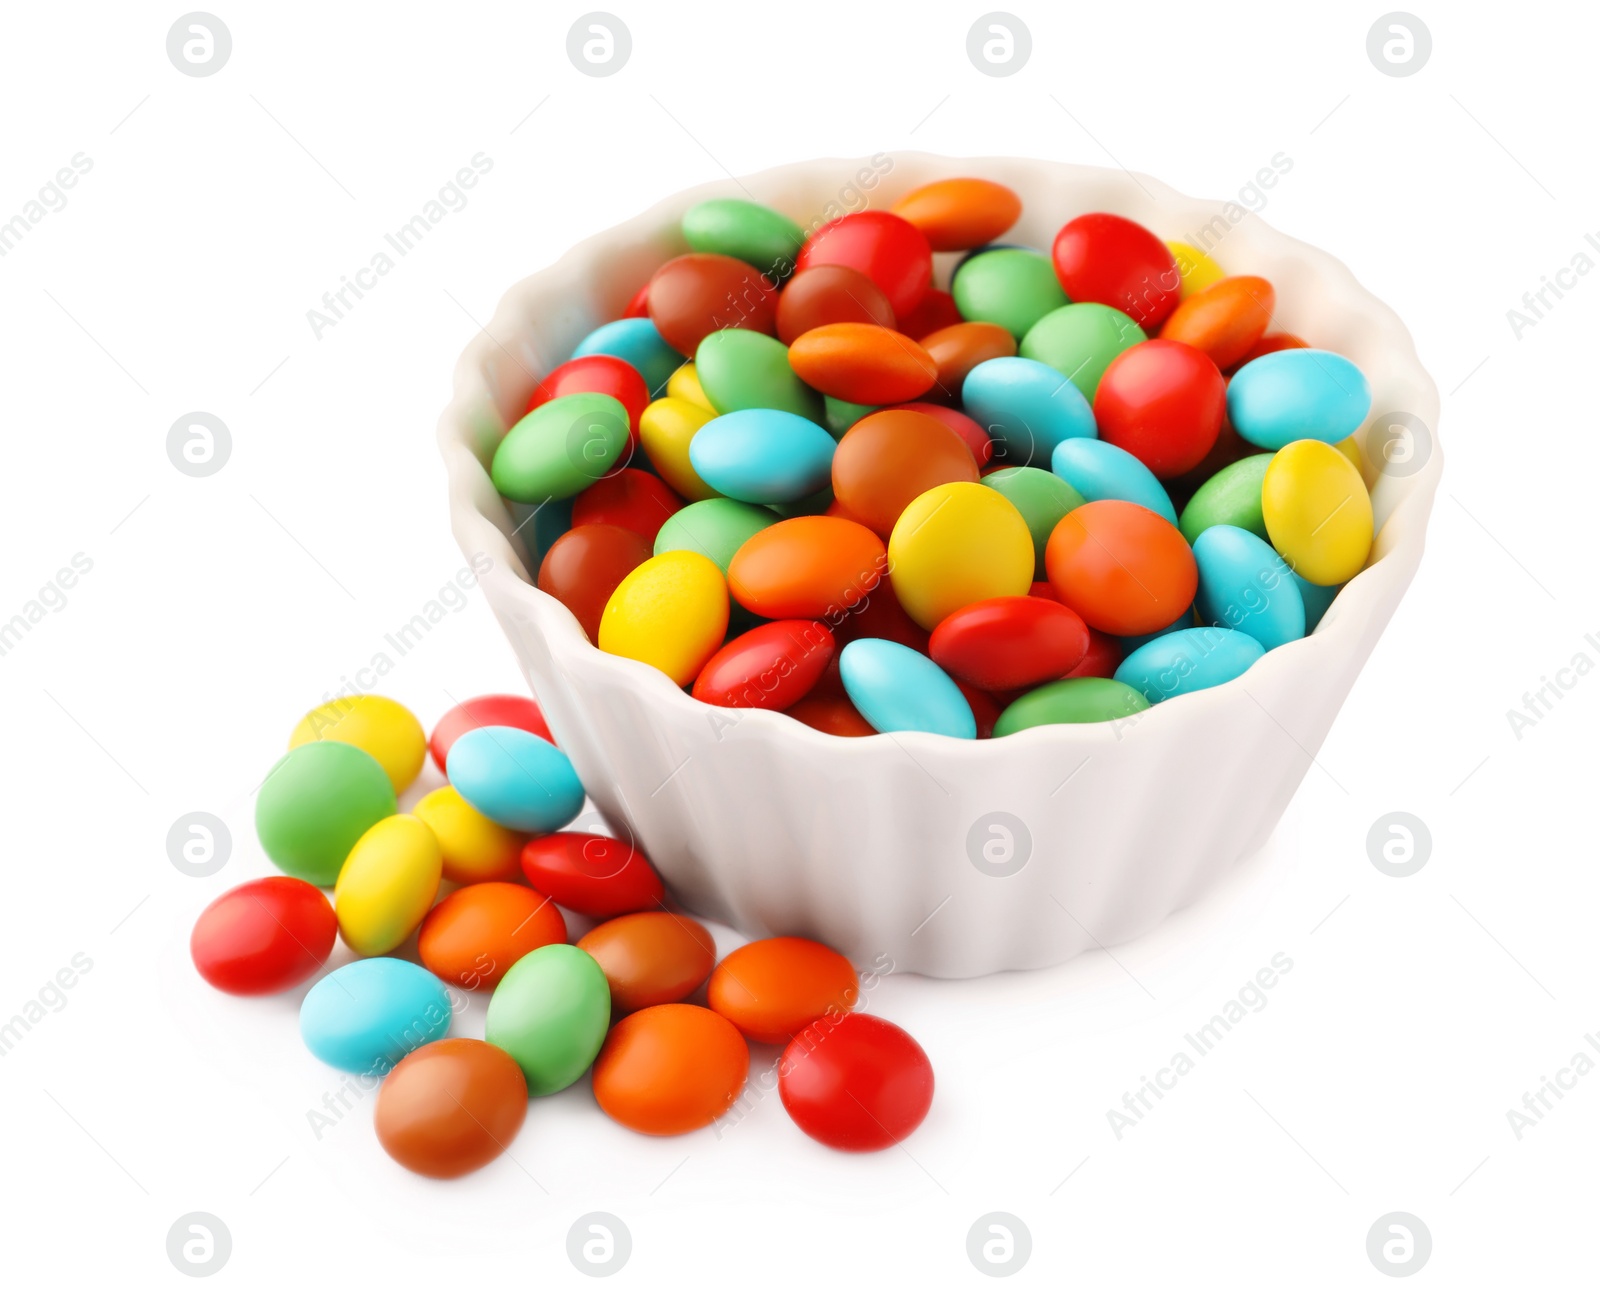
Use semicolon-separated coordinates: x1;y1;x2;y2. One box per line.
437;153;1442;978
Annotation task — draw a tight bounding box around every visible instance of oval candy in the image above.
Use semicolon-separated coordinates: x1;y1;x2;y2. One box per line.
1018;302;1147;401
289;695;425;794
728;515;887;620
413;785;526;885
334;815;443;957
993;676;1151;735
1052;213;1181;329
787;322;939;405
647;252;779;355
654;497;775;574
831;409;980;537
256;741;396;887
681;198;805;277
1093;337;1227;479
794;211;932;318
418;881;567;990
1192;524;1306;651
1261;439;1373;585
526;354;649;437
374;1039;528;1178
951;247;1068;340
1051;437;1178;524
776;265;896;345
572;318;683;395
519;832;665;918
779;1013;934;1152
300;957;451;1074
929;596;1091;692
838;638;976;738
1227;349;1373;449
981;466;1087;578
428;693;552;772
962;356;1097;470
577;913;718;1014
707;937;860;1044
598;549;730;685
491;392;632;504
484;943;611;1096
889;481;1035;630
538;522;654;642
446;725;587;834
695;329;822;420
592;1004;749;1135
191;876;337;995
688;409;835;505
1045;499;1198;635
891;177;1021;251
1158;275;1275;370
692;620;836;710
1114;625;1266;702
1178;453;1275;544
571;467;684;544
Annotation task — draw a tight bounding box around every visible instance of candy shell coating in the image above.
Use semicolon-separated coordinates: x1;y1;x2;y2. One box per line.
592;1004;749;1135
951;248;1068;339
1261;439;1373;585
1192;524;1306;650
374;1038;528;1178
681;198;805;276
1178;453;1274;544
888;481;1034;629
1044;499;1197;635
788;323;938;405
519;833;665;918
728;516;887;619
1051;437;1178;524
418;881;567;990
961;356;1097;469
190;876;337;995
334;815;443;957
491;392;632;504
484;944;612;1096
577;913;717;1013
929;596;1090;692
695;329;822;420
779;1013;934;1152
413;785;525;885
891;177;1021;251
654;498;775;574
598;549;730;686
1228;349;1374;449
688;409;835;504
707;937;860;1044
428;693;552;772
289;695;425;794
1114;625;1266;703
1019;302;1147;401
572;318;683;394
255;741;397;887
839;638;976;739
300;957;451;1074
993;677;1151;735
445;725;586;834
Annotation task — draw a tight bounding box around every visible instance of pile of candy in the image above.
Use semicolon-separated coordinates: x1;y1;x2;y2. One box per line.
192;695;933;1177
503;177;1375;737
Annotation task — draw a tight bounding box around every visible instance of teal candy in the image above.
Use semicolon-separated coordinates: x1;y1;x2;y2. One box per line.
839;638;976;739
1193;524;1306;650
300;958;450;1074
445;725;585;833
689;409;835;504
1296;574;1341;632
1114;626;1265;703
962;356;1097;470
1051;438;1177;524
572;318;683;394
1227;349;1372;450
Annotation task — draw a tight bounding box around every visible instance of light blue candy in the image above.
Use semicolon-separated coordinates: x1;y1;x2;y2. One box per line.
1226;349;1372;450
1193;525;1305;650
1295;574;1340;632
1051;438;1177;524
300;958;450;1075
446;725;585;832
962;356;1097;469
1114;626;1266;704
689;409;835;504
571;318;682;394
839;638;976;739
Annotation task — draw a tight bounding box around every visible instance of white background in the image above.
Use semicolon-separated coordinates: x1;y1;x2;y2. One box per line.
1;1;1593;1285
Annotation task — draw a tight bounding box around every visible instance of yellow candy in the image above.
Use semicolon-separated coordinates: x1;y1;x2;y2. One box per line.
599;550;729;686
1167;241;1225;299
1262;440;1374;586
289;695;425;793
667;362;714;411
414;785;525;885
888;482;1034;630
639;397;720;501
334;815;442;956
1336;434;1363;472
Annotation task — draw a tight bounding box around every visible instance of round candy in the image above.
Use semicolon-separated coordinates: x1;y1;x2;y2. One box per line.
374;1039;528;1178
961;356;1096;469
895;287;962;339
428;694;552;772
1261;440;1373;585
993;676;1151;735
886;401;993;466
1236;332;1310;368
577;912;717;1013
708;937;859;1044
1051;437;1178;524
519;832;665;918
688;409;835;505
785;691;877;737
823;395;878;438
413;785;525;885
1167;241;1225;298
289;695;425;794
1178;453;1275;544
776;265;896;344
982;466;1087;578
647;252;779;355
1093;338;1227;479
571;468;684;543
696;329;822;420
1227;349;1373;449
692;620;835;710
951;248;1067;339
1158;275;1276;371
654;498;774;574
639;397;718;501
1193;524;1306;651
334;815;443;957
728;516;887;619
1051;212;1180;329
929;596;1090;692
795;211;932;318
779;1013;934;1152
484;943;611;1096
538;522;654;642
681;198;805;277
1018;301;1147;401
1114;625;1266;703
256;741;396;886
888;482;1034;630
526;354;649;437
572;318;683;395
191;876;337;995
418;881;567;990
787;323;938;405
300;957;451;1074
666;361;714;410
918;321;1016;399
839;638;976;738
891;177;1021;251
491;392;631;504
1063;625;1124;679
1045;499;1198;635
592;1004;749;1135
446;725;586;834
622;282;650;318
598;549;730;686
831;409;979;537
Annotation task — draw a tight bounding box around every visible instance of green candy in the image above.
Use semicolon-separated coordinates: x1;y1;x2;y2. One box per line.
655;498;775;573
994;678;1151;737
1178;453;1275;544
681;198;805;280
485;944;611;1097
983;466;1086;578
1020;303;1146;400
695;330;823;421
767;486;834;519
951;249;1068;340
490;392;629;504
823;395;878;439
255;742;396;886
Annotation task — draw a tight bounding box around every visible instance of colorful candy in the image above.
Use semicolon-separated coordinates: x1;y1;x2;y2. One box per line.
445;725;586;833
776;265;896;344
891;177;1022;250
1226;349;1374;449
598;550;730;685
577;913;717;1013
692;620;835;710
1261;440;1373;585
1052;213;1181;328
1019;302;1146;400
570;468;684;543
647;252;779;354
334;815;443;957
1092;337;1226;478
707;937;859;1044
962;356;1096;468
428;693;551;772
300;958;451;1074
929;596;1090;692
696;329;822;420
993;676;1150;735
191;877;336;995
728;516;886;619
688;408;836;504
779;1013;934;1152
374;1039;528;1178
1158;275;1275;370
492;392;632;504
418;882;567;990
256;741;395;886
1115;625;1266;703
412;785;525;885
839;637;977;738
519;832;666;918
289;695;425;794
787;323;939;405
831;409;979;537
539;522;654;641
484;943;611;1096
794;211;932;318
1046;499;1198;635
889;481;1034;629
1051;437;1178;524
951;248;1068;340
681;197;805;276
1192;524;1306;650
592;1004;750;1135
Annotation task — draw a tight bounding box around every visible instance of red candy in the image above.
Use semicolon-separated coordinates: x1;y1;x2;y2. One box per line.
539;523;653;642
190;877;337;995
429;694;552;772
779;1013;935;1152
1062;626;1124;679
776;265;896;345
929;596;1090;691
795;211;933;319
894;287;962;339
519;833;666;918
570;468;684;543
1093;338;1227;479
1051;213;1180;329
525;354;649;437
692;620;836;710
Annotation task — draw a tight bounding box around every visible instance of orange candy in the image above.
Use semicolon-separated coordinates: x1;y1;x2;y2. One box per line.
918;321;1017;399
577;912;717;1014
1158;275;1276;371
890;178;1022;251
1234;331;1309;369
417;882;566;990
776;265;896;345
1045;499;1198;635
787;323;938;405
784;691;877;737
707;936;859;1045
831;409;980;537
592;1004;750;1135
727;516;887;619
374;1039;527;1177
